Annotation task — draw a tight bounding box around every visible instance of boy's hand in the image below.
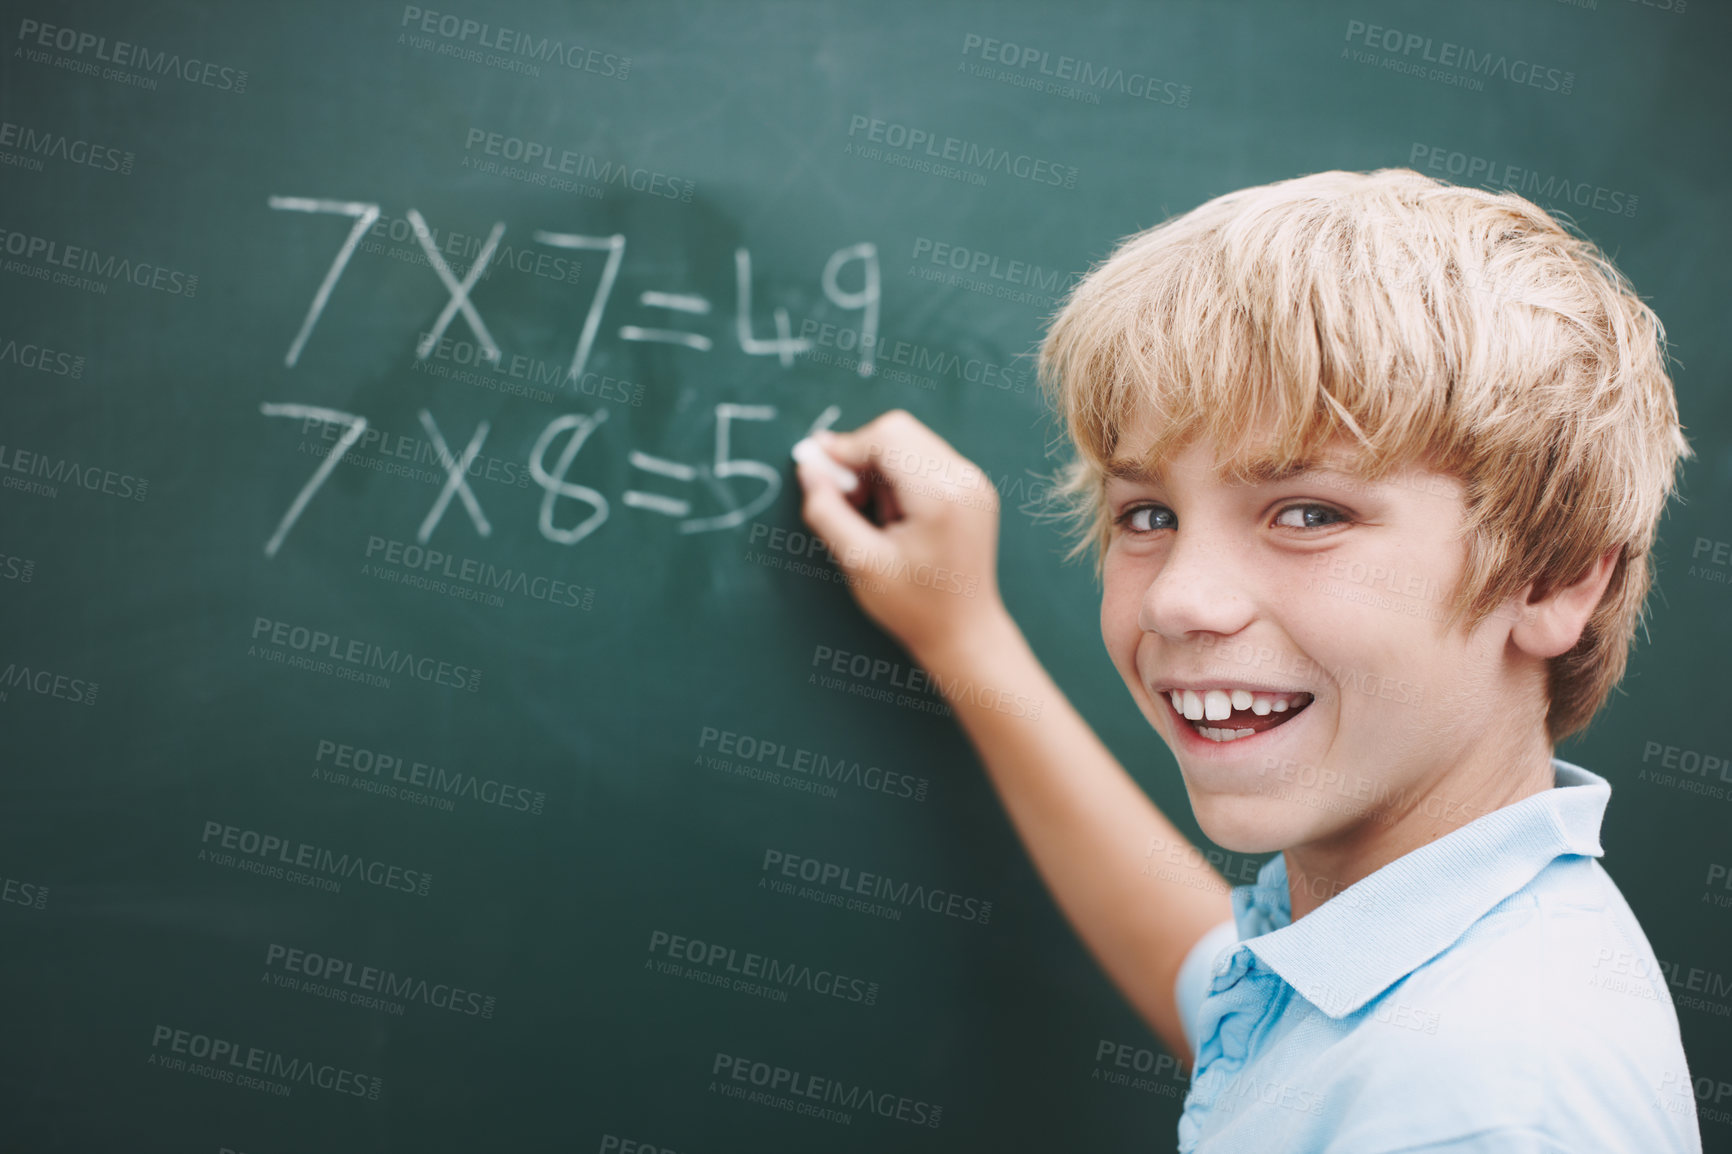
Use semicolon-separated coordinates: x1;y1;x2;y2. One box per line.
794;409;1006;662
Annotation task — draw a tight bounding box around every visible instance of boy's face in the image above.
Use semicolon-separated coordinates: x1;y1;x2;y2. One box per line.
1099;414;1538;857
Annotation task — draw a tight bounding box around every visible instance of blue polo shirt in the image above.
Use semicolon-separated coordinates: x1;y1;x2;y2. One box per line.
1171;757;1702;1153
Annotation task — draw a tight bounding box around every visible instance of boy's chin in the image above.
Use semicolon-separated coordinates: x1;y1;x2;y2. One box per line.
1188;793;1315;858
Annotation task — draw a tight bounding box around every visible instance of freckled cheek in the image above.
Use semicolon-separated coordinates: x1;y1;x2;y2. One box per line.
1099;575;1145;687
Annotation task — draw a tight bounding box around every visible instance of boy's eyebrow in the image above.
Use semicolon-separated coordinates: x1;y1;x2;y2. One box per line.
1102;456;1159;483
1101;455;1339;485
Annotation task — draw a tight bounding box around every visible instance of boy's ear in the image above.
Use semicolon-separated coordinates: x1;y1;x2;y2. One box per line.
1508;548;1620;660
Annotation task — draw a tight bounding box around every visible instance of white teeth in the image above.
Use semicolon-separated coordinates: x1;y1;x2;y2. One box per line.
1168;687;1313;724
1196;725;1257;742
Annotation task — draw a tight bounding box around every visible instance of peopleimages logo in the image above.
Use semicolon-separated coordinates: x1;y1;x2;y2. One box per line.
463;128;691;200
846;114;1078;188
250;616;482;692
1408;143;1637;219
363;537;595;611
0;120;133;173
149;1025;381;1099
760;849;992;924
400;7;630;79
697;724;929;802
712;1051;943;1128
0;228;197;295
1342;19;1574;95
0;442;147;502
200;821;433;897
264;942;497;1018
0;659;98;705
959;33;1192;107
15;18;250;92
647;928;881;1006
0;335;85;377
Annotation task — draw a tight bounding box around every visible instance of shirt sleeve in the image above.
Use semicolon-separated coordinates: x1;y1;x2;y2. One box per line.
1173;916;1238;1058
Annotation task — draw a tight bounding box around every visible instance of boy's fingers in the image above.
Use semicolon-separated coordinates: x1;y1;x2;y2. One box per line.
797;460;884;567
810;426;878;473
815;411;973;517
816;409;943;470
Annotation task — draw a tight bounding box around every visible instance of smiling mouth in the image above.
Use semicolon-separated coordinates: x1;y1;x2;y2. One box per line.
1163;688;1316;744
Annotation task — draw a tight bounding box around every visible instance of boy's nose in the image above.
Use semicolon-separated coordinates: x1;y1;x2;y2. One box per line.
1135;534;1256;640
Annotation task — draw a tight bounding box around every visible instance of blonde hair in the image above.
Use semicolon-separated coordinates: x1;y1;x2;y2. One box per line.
1038;167;1692;744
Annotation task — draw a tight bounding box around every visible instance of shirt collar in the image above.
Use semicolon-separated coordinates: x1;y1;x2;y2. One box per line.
1231;756;1611;1018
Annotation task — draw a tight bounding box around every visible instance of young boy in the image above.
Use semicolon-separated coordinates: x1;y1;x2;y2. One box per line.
792;168;1701;1152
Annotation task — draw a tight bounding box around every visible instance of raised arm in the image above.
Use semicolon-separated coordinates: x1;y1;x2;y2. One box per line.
795;410;1233;1065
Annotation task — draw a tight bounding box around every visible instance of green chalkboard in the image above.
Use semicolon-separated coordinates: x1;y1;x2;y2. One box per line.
2;0;1729;1150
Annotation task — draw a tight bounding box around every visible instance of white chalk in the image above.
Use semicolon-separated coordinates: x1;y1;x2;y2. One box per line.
267;197;380;368
791;437;859;493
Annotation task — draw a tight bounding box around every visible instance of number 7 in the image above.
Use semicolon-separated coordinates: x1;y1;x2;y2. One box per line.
531;231;626;383
267;197;381;368
259;403;368;557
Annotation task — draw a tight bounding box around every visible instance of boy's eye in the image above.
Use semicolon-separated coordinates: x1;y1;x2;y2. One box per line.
1273;503;1347;530
1114;504;1174;534
1112;501;1347;534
